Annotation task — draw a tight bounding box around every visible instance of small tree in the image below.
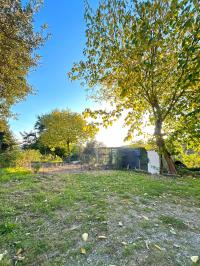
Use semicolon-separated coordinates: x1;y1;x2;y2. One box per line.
69;0;200;174
36;109;98;161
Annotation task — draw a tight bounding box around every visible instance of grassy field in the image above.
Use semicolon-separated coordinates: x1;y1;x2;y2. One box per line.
0;169;200;266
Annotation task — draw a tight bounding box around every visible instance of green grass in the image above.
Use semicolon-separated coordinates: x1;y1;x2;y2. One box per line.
159;215;187;229
0;169;200;265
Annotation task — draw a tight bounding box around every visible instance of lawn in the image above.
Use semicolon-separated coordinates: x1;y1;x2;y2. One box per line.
0;169;200;266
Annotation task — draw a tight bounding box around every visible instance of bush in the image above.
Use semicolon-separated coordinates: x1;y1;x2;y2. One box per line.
41;154;63;163
32;162;41;173
178;168;200;178
0;149;21;168
15;150;41;168
0;149;42;168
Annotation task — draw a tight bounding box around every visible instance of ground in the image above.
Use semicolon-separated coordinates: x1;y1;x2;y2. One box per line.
0;169;200;266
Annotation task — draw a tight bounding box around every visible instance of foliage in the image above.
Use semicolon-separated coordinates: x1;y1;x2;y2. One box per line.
0;149;41;168
181;153;200;168
82;140;104;163
166;108;200;155
166;135;200;168
0;121;16;151
41;153;63;163
0;167;31;176
32;162;41;173
130;139;157;151
178;168;200;178
20;131;38;150
36;109;98;158
0;0;48;119
0;149;20;168
69;0;200;174
15;149;41;167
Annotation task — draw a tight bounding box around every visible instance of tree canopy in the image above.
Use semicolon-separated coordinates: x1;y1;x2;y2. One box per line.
0;0;48;120
69;0;200;173
36;109;98;158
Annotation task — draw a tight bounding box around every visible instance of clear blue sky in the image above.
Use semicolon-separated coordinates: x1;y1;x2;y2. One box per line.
10;0;98;137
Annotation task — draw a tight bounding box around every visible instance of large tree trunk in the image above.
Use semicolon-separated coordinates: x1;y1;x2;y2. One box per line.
155;119;177;175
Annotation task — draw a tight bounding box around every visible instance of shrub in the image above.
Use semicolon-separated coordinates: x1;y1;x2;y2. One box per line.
0;149;42;168
0;149;21;168
41;154;62;163
15;150;42;168
32;162;41;173
178;168;200;178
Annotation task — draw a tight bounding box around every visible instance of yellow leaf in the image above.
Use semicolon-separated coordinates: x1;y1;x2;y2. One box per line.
98;235;107;240
16;248;23;256
80;248;86;254
154;244;164;251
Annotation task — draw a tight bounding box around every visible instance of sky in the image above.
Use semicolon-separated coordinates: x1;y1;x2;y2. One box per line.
9;0;129;147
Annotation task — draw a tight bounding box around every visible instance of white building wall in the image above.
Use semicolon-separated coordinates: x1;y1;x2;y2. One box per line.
147;150;160;174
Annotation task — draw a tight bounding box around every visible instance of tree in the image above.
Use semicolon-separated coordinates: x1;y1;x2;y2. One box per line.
36;109;98;160
0;0;48;120
0;120;16;151
69;0;200;174
82;140;104;163
20;131;38;150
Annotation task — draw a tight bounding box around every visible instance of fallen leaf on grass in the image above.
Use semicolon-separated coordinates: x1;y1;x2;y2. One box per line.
145;240;150;250
16;248;23;256
98;235;107;240
80;248;86;255
173;244;180;248
142;216;149;221
170;228;176;235
154;244;164;251
191;256;199;263
82;233;88;242
70;225;80;231
15;255;25;261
